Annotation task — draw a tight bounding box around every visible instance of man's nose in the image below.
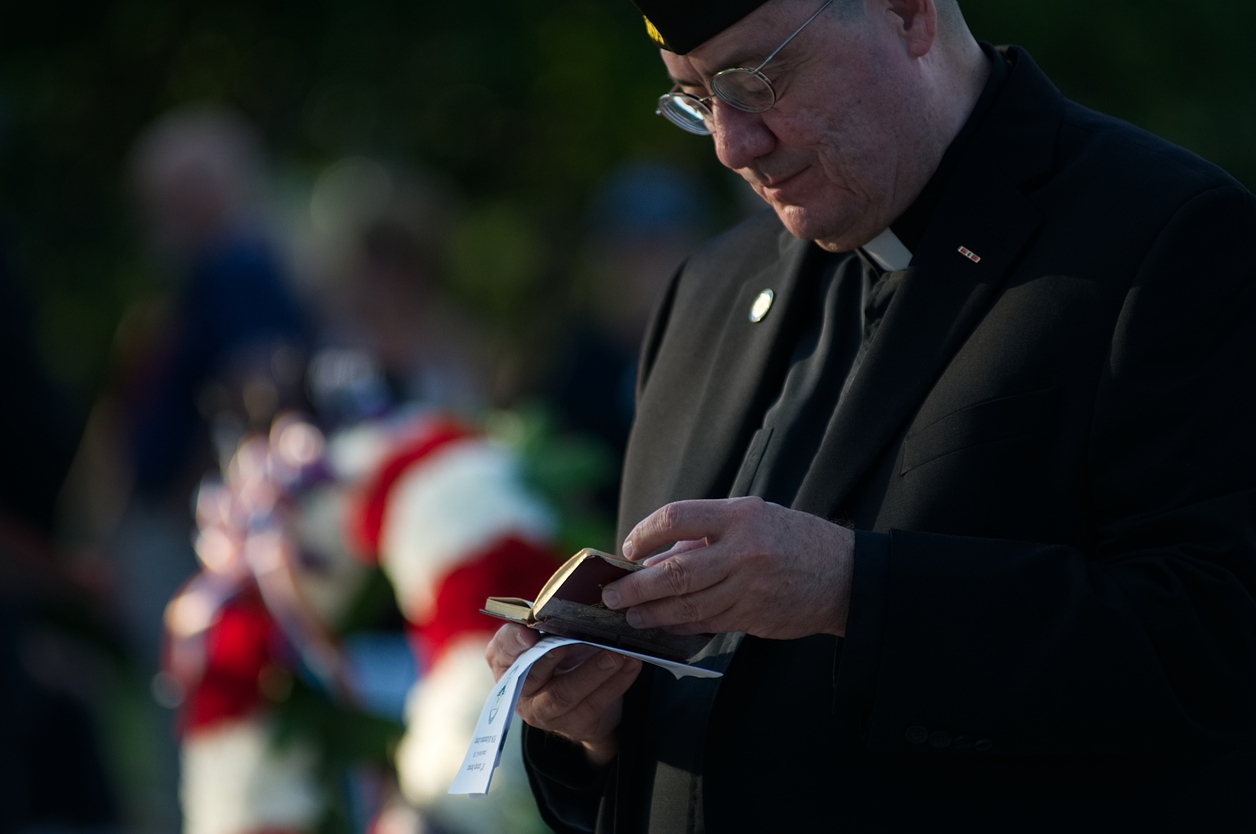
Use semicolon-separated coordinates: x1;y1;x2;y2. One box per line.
711;101;776;172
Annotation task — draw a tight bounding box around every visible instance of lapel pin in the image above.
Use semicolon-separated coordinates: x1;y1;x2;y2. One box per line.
749;289;775;323
958;246;981;263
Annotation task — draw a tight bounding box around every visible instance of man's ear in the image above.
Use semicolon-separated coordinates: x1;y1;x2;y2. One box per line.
883;0;937;58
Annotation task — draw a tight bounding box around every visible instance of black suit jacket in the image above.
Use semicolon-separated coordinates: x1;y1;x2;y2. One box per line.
525;47;1256;832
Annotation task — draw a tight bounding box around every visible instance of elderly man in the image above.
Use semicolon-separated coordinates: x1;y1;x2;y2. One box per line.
487;0;1256;829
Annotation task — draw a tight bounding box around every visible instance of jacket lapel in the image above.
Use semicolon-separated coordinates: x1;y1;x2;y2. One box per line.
663;229;814;504
794;47;1061;518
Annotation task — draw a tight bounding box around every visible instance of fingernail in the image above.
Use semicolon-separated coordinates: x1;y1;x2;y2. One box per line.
622;539;634;560
626;610;643;628
598;652;621;670
513;628;530;651
603;588;621;608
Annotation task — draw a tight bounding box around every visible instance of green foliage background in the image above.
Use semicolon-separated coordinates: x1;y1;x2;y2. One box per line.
2;0;1253;407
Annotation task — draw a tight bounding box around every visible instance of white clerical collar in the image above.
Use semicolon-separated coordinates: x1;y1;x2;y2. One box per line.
860;227;913;272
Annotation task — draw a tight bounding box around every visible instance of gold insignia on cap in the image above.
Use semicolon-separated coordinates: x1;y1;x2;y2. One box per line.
750;289;774;323
644;16;665;46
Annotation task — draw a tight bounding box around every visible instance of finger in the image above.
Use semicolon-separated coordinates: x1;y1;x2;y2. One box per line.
642;537;708;567
486;624;539;680
623;500;733;561
518;644;574;697
576;657;642;739
624;580;738;631
603;544;732;610
523;651;642;733
553;643;600;673
566;654;642;727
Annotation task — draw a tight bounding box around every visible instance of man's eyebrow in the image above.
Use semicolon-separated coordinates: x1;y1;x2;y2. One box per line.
672;49;771;91
712;50;762;69
668;72;709;90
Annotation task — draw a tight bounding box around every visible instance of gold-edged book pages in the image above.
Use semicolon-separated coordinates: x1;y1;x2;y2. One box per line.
482;548;711;663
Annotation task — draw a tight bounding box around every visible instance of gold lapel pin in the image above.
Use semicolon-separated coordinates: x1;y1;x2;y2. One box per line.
749;289;774;323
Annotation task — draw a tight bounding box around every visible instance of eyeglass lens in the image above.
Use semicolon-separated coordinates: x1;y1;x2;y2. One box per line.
709;70;775;112
657;93;715;134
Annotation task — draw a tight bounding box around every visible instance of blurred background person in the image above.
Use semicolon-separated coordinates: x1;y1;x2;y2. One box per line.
299;157;490;424
55;104;312;831
126;103;309;491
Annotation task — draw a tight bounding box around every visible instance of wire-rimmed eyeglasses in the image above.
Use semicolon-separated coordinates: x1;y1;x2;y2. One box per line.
656;0;835;136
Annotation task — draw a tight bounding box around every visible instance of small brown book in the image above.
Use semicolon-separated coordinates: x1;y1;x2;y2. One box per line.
483;548;711;663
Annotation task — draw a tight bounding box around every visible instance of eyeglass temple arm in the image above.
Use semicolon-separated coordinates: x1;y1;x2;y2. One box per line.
751;0;836;72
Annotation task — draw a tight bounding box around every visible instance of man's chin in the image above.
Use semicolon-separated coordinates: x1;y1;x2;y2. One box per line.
769;202;882;252
768;203;810;238
772;205;849;249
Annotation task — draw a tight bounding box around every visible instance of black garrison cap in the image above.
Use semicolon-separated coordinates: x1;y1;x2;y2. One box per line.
627;0;772;54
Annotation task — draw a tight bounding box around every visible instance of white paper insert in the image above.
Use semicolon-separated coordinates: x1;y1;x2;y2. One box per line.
449;634;723;796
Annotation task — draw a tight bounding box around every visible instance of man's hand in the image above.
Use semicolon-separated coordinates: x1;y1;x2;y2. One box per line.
485;623;642;765
601;497;855;639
